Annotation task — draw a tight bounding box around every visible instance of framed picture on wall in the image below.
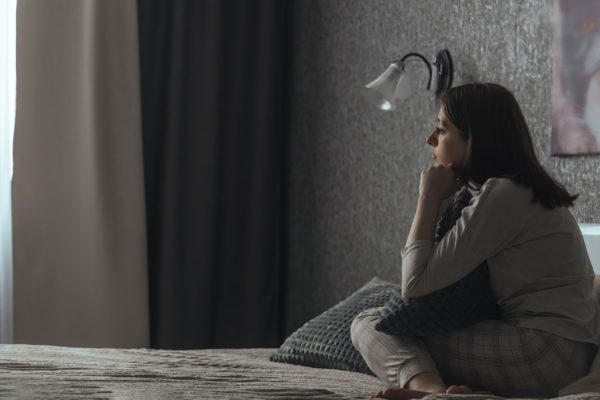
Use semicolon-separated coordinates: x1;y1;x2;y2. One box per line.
552;0;600;155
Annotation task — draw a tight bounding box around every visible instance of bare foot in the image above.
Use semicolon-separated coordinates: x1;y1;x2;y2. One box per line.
446;385;493;395
446;385;473;394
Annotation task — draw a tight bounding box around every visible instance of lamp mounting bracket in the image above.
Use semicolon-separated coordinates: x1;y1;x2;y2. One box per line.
433;49;453;95
394;49;453;94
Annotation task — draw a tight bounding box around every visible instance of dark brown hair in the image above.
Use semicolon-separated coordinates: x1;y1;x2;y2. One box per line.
441;83;577;209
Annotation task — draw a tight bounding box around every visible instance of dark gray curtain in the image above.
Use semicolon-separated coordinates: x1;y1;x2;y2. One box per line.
137;0;292;349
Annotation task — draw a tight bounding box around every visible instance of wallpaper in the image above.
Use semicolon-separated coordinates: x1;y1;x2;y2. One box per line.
284;0;600;334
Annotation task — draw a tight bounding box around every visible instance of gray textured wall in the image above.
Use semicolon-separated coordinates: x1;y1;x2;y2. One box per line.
285;0;600;334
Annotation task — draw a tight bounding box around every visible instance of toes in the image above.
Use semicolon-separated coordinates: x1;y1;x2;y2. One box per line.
445;385;459;394
446;385;473;394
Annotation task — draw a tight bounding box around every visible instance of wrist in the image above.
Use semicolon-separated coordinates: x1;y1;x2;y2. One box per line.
418;192;444;205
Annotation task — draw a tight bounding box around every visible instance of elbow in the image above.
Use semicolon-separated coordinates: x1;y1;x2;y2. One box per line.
401;256;434;299
401;279;425;299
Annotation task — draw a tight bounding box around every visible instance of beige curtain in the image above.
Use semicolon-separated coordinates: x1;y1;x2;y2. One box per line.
12;0;149;347
0;0;17;344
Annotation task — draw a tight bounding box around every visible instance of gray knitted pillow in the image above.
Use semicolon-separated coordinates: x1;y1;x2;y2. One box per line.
270;277;398;374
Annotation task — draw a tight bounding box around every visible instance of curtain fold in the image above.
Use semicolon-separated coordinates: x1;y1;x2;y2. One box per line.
138;0;292;348
0;0;17;344
12;0;149;347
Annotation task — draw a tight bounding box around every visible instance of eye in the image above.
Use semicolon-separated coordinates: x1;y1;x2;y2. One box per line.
435;127;445;134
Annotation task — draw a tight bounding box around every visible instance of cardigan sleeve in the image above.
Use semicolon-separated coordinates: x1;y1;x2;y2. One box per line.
401;178;531;298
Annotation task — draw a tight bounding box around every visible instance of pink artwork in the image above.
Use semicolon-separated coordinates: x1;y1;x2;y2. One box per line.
552;0;600;155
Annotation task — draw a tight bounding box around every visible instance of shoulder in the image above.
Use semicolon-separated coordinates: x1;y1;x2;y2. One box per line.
470;177;534;213
477;177;531;200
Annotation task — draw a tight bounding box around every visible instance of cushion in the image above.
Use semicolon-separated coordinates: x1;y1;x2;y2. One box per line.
270;277;398;374
375;265;500;336
375;187;500;337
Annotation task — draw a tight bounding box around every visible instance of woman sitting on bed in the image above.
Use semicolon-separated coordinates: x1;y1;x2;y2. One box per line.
351;83;600;399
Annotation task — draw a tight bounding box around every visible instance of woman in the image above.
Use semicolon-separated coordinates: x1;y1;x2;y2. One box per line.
351;83;599;399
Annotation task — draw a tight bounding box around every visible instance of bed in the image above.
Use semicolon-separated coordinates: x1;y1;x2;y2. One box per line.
0;345;378;399
2;277;600;400
0;344;599;399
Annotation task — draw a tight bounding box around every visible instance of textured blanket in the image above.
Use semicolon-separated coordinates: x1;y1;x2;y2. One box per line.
0;345;597;399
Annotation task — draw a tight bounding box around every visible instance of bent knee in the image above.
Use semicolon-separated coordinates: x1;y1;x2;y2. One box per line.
350;307;383;348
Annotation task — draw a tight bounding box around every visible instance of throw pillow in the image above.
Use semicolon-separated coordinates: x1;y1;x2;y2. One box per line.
270;277;399;374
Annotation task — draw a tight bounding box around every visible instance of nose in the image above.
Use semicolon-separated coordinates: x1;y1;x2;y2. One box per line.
426;129;437;146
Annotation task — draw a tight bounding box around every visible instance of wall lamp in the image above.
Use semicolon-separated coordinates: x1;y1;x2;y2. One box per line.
360;49;453;111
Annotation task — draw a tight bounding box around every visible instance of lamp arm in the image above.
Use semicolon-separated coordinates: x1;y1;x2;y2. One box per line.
396;52;433;90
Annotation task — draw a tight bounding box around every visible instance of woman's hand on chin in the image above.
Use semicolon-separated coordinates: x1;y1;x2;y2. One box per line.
419;162;462;202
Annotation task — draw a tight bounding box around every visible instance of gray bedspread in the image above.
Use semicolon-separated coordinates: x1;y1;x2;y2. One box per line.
0;345;598;399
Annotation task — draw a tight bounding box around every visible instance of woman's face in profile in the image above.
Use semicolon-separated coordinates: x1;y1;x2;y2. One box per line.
426;108;470;168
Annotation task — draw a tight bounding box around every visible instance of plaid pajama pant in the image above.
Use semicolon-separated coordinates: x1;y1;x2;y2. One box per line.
351;307;596;398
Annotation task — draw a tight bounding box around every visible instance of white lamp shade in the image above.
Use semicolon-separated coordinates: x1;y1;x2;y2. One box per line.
360;62;407;111
429;64;439;93
394;69;413;101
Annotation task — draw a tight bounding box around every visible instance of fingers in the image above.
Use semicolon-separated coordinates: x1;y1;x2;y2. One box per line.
420;162;464;200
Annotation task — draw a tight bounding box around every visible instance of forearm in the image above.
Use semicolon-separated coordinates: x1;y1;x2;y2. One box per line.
402;194;444;297
405;194;444;247
401;164;462;297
